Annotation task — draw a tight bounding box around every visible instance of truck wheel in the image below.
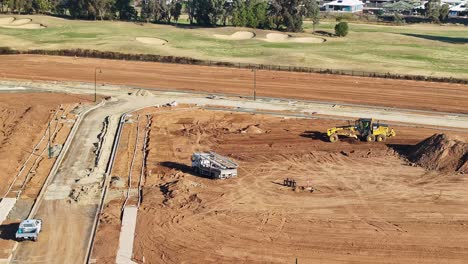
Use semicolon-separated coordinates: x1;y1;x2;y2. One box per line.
366;134;376;142
376;134;386;142
32;237;37;242
329;134;339;143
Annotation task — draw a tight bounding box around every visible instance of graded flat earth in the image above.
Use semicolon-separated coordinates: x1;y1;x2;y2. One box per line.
1;55;467;114
92;107;468;264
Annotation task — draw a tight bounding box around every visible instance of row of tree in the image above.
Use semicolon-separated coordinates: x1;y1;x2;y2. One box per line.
0;0;320;32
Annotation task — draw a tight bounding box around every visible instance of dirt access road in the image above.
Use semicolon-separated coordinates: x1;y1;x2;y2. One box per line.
9;96;170;264
1;55;467;114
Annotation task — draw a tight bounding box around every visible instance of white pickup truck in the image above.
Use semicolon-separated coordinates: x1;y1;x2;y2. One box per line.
15;219;42;241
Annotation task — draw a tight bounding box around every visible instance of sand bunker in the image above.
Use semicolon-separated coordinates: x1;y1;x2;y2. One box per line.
0;17;14;25
264;33;325;43
136;37;168;45
409;134;467;174
213;31;255;40
10;18;31;26
0;17;45;29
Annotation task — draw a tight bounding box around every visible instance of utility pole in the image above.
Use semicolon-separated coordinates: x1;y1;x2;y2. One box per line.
252;68;257;101
48;120;52;159
95;68;102;102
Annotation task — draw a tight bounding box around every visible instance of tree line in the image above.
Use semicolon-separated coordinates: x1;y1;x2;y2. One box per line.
0;0;320;32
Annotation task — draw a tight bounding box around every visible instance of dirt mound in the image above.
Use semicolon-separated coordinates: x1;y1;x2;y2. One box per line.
130;89;153;97
409;134;467;174
69;183;101;204
241;124;264;134
160;178;203;209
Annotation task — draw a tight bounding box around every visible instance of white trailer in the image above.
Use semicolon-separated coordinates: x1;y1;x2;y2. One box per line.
191;152;238;179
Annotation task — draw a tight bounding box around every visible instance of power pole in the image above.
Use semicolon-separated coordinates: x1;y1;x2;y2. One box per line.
252;68;257;101
95;68;102;102
48;120;52;159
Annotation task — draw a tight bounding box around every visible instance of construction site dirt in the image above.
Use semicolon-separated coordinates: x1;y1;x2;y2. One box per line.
92;107;468;264
0;93;94;198
0;92;94;260
1;55;468;114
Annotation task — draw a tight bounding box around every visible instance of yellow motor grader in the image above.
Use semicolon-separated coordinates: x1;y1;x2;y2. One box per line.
327;118;396;143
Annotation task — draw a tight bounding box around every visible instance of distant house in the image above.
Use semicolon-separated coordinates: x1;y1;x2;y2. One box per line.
449;2;468;16
324;0;365;12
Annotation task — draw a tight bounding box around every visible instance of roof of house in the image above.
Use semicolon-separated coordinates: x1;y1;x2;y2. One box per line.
325;0;364;6
450;2;467;11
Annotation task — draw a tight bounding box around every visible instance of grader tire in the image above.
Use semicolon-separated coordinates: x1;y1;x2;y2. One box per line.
366;134;376;142
329;134;339;143
376;134;386;142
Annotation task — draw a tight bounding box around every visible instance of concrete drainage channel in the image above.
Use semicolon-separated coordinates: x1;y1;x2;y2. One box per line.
0;101;105;264
86;110;152;264
85;113;126;264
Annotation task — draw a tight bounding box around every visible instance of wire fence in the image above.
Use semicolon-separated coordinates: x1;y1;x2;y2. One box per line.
1;47;467;84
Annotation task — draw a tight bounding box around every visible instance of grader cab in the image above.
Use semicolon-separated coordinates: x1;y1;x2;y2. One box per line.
327;118;396;143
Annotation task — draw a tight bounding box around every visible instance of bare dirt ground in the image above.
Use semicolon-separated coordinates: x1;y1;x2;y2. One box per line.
0;93;93;197
93;106;468;264
0;92;93;260
1;55;467;113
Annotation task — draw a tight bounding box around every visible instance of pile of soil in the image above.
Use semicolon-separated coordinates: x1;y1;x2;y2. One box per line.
409;134;467;174
131;89;153;97
241;124;264;134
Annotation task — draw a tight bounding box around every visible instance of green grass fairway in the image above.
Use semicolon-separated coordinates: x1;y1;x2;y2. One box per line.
1;15;467;79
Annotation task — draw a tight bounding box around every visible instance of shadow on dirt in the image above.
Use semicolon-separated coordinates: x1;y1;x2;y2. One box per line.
300;131;329;142
301;131;362;144
159;161;193;173
387;143;415;159
159;161;213;179
0;223;19;241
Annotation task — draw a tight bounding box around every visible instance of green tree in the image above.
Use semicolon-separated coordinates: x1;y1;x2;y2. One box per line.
33;0;52;13
170;0;182;24
231;0;247;26
191;0;212;25
91;0;114;20
208;0;225;26
186;0;195;24
425;0;441;23
304;0;320;32
252;0;268;28
439;3;450;22
267;0;311;32
141;0;160;22
115;0;136;20
334;21;348;37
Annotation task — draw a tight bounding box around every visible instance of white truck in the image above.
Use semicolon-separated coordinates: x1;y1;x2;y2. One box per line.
15;219;42;241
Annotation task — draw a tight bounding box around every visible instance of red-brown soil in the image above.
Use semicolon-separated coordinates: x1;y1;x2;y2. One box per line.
409;134;467;174
0;93;93;198
1;55;468;113
93;107;468;264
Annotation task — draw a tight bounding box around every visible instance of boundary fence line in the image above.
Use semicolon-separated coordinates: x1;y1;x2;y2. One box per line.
1;47;467;84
